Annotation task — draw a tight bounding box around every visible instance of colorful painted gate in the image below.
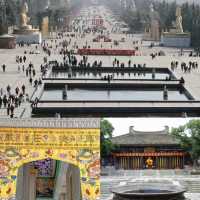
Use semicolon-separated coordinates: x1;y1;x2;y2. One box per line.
0;118;100;200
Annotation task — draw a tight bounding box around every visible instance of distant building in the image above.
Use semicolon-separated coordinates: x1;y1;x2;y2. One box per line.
0;34;16;49
120;0;136;10
111;126;187;170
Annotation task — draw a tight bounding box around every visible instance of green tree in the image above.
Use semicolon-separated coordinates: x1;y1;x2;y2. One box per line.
171;120;200;167
0;0;19;34
100;119;114;158
154;0;176;30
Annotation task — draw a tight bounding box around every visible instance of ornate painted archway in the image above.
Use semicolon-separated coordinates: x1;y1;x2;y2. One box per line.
0;118;100;200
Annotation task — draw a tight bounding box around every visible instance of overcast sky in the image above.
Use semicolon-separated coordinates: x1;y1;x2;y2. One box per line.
105;118;198;136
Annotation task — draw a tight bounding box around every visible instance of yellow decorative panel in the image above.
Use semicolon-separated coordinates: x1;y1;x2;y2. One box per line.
0;128;100;200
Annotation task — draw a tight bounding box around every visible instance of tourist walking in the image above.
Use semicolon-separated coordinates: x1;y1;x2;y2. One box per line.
0;96;2;108
2;64;6;72
29;77;33;85
3;95;7;108
6;85;11;94
7;103;10;116
22;84;26;95
23;55;26;63
15;87;20;95
10;104;15;118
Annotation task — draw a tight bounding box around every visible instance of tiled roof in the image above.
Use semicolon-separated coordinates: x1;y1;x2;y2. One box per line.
111;127;179;146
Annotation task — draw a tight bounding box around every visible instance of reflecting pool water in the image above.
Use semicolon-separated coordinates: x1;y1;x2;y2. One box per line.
41;88;189;101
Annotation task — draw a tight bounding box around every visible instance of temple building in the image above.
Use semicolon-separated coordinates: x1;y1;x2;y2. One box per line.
111;126;186;170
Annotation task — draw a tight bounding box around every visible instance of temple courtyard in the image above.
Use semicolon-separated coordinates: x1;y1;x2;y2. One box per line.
100;169;200;200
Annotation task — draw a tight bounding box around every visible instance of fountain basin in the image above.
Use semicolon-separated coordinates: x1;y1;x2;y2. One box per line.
111;183;187;200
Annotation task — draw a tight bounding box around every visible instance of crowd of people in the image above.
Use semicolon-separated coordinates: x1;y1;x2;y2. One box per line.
0;50;46;118
0;84;26;118
113;58;146;68
171;61;198;73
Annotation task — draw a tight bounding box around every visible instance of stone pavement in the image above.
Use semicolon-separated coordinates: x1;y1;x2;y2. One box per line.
1;37;200;119
100;169;200;200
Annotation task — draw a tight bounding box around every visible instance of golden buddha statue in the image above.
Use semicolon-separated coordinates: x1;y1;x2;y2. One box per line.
13;1;41;43
146;157;153;169
19;2;31;29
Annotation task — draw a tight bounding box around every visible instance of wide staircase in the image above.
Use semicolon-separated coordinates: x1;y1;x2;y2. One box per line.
181;180;200;193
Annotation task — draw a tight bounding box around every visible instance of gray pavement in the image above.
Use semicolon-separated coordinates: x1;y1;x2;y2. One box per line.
100;169;200;200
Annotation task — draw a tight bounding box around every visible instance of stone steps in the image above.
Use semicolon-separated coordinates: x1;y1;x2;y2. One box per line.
102;168;191;177
182;180;200;193
100;181;113;200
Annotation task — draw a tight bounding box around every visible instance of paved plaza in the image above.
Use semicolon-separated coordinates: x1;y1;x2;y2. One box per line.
100;169;200;200
1;35;200;118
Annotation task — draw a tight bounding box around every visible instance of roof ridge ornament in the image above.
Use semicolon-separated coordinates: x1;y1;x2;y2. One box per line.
129;126;169;135
129;126;134;134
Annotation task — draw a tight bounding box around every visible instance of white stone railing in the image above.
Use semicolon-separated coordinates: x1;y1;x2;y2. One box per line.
0;118;100;128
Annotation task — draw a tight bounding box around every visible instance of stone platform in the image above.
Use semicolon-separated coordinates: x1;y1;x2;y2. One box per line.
15;32;42;44
161;32;191;48
0;34;16;49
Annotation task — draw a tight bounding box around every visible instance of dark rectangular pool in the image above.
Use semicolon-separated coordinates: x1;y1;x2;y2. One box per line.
40;83;193;102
